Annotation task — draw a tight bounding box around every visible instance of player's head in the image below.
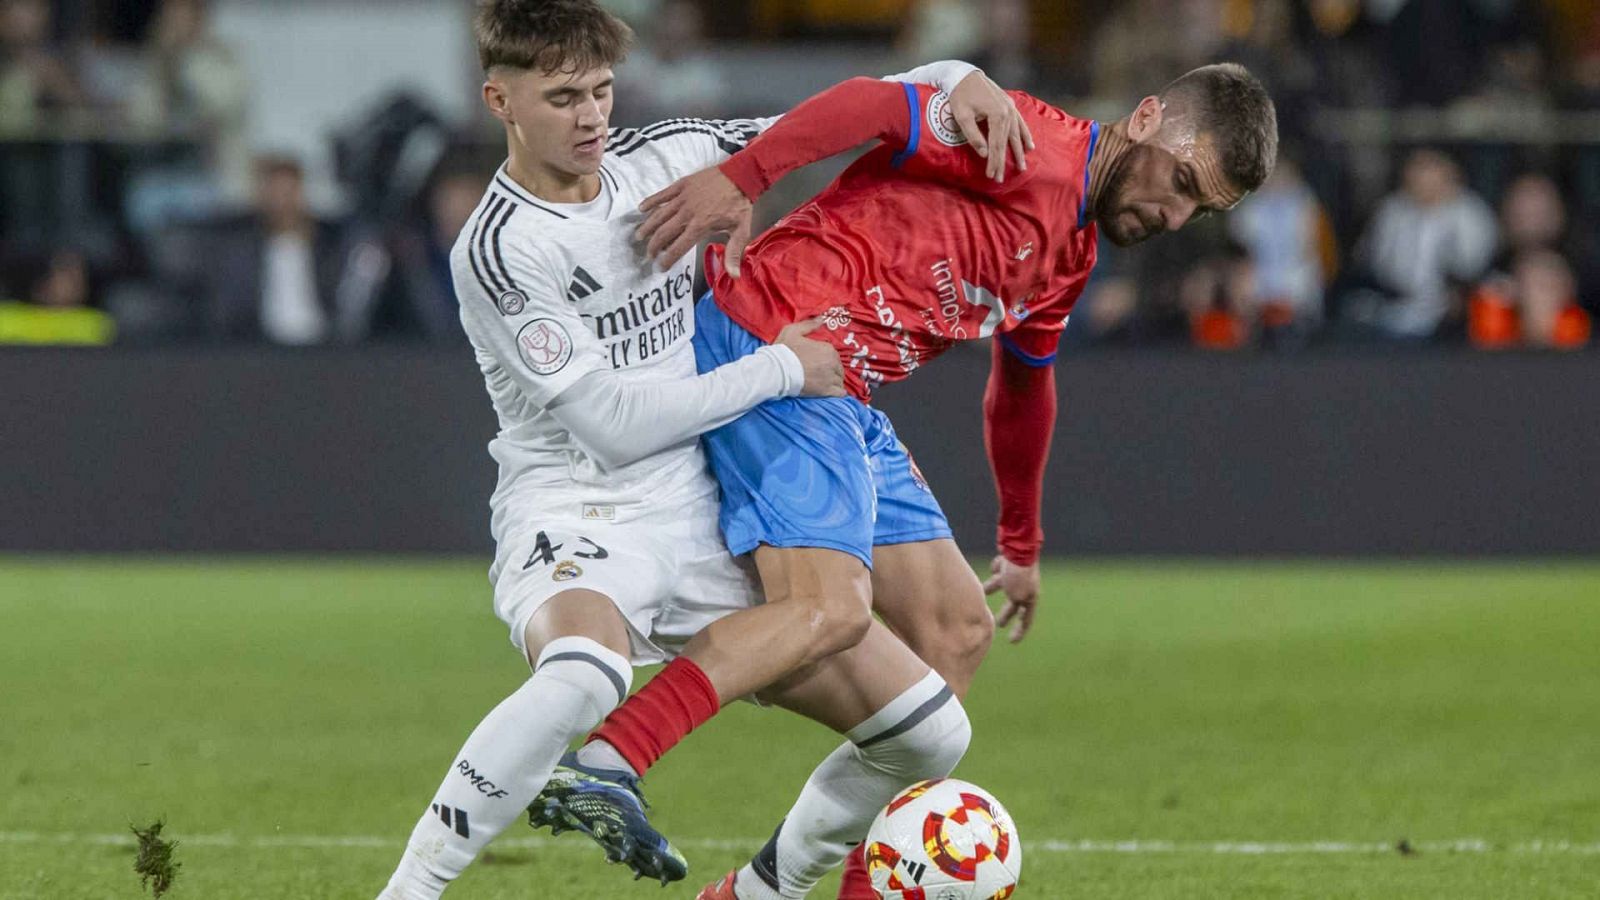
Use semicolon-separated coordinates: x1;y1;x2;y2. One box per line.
1095;63;1277;247
475;0;633;182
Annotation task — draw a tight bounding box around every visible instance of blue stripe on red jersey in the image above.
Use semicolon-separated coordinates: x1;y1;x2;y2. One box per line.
999;332;1057;367
890;82;922;169
1078;120;1101;229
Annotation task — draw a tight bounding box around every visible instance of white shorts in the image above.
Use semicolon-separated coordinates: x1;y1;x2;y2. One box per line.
490;488;763;665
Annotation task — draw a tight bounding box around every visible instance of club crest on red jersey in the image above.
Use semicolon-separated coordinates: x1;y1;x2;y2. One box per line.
926;91;968;147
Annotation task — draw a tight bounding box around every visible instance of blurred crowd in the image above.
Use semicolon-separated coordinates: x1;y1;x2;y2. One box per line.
1;0;1597;351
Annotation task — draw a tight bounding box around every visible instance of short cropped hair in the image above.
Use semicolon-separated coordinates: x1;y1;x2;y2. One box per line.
474;0;633;75
1159;63;1279;193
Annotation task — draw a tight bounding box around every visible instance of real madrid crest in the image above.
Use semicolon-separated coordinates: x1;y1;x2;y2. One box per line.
552;560;582;582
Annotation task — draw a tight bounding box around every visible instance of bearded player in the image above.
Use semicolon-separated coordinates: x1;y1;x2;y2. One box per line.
539;64;1278;898
375;1;1038;896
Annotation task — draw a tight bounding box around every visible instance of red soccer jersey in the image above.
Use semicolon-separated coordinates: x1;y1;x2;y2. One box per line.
712;79;1100;401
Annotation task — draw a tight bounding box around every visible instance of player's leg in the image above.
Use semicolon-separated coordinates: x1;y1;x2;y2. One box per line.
380;525;680;898
870;538;993;697
828;409;994;898
702;622;972;900
379;591;635;900
577;293;884;778
862;405;994;699
691;544;875;698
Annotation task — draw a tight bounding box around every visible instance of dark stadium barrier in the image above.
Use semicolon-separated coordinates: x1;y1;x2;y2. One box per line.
3;347;1597;556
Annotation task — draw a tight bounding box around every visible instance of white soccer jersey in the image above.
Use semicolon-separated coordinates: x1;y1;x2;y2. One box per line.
452;116;777;550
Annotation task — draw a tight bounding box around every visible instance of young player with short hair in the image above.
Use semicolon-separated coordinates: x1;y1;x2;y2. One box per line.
545;63;1280;898
376;1;1033;896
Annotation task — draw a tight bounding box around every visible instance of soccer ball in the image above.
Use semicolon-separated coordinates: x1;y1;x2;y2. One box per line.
863;778;1022;900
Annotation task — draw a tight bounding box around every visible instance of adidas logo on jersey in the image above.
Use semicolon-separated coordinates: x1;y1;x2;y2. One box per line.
567;266;603;303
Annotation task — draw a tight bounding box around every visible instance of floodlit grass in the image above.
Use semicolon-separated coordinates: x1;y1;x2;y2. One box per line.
1;559;1597;898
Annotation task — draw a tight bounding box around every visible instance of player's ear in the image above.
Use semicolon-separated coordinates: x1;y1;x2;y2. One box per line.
1127;95;1163;143
483;79;513;124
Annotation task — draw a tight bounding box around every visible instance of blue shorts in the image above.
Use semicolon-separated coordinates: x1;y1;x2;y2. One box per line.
692;293;953;569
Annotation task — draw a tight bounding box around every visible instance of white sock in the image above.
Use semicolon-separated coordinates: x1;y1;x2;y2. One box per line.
576;738;639;776
735;671;972;900
377;637;632;900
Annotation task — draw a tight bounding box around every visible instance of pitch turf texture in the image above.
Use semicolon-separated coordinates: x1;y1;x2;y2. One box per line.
2;560;1597;899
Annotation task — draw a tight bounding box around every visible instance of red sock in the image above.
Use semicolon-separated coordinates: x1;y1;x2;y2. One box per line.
588;656;720;776
837;843;874;899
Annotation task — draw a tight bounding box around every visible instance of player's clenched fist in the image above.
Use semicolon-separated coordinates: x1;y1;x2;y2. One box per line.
774;318;846;398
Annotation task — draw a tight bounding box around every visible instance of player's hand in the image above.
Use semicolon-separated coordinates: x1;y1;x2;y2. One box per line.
984;554;1040;643
637;166;754;275
775;318;845;398
948;71;1035;183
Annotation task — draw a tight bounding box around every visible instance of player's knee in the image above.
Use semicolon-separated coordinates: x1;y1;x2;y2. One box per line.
861;692;971;781
954;588;996;667
782;576;873;661
905;582;993;677
912;696;972;778
531;636;633;729
810;586;874;659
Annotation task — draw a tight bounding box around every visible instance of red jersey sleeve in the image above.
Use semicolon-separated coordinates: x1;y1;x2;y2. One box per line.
718;77;1047;202
983;338;1057;566
719;77;918;200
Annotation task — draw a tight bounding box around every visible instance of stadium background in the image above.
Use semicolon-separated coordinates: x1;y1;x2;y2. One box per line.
2;1;1598;898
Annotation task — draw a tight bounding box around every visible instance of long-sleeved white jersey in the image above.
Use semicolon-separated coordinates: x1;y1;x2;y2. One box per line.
453;63;979;552
454;116;790;547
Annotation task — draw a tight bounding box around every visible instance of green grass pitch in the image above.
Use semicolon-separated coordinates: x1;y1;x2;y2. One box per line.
1;559;1597;899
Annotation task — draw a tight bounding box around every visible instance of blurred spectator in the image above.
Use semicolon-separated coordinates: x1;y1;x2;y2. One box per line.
896;0;986;69
1371;0;1498;107
344;165;489;343
1341;149;1497;340
975;0;1034;93
1469;173;1593;350
1217;0;1317;145
125;0;251;205
1492;171;1600;306
1499;172;1564;255
1091;0;1224;108
1227;156;1336;344
0;0;84;131
200;156;345;345
1068;217;1234;347
626;0;726;123
896;0;1035;93
0;248;115;344
1470;249;1590;349
1179;246;1254;351
1301;0;1395;108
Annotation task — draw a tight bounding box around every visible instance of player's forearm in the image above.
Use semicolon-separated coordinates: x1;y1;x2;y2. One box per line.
548;346;804;470
719;77;912;201
983;340;1057;566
